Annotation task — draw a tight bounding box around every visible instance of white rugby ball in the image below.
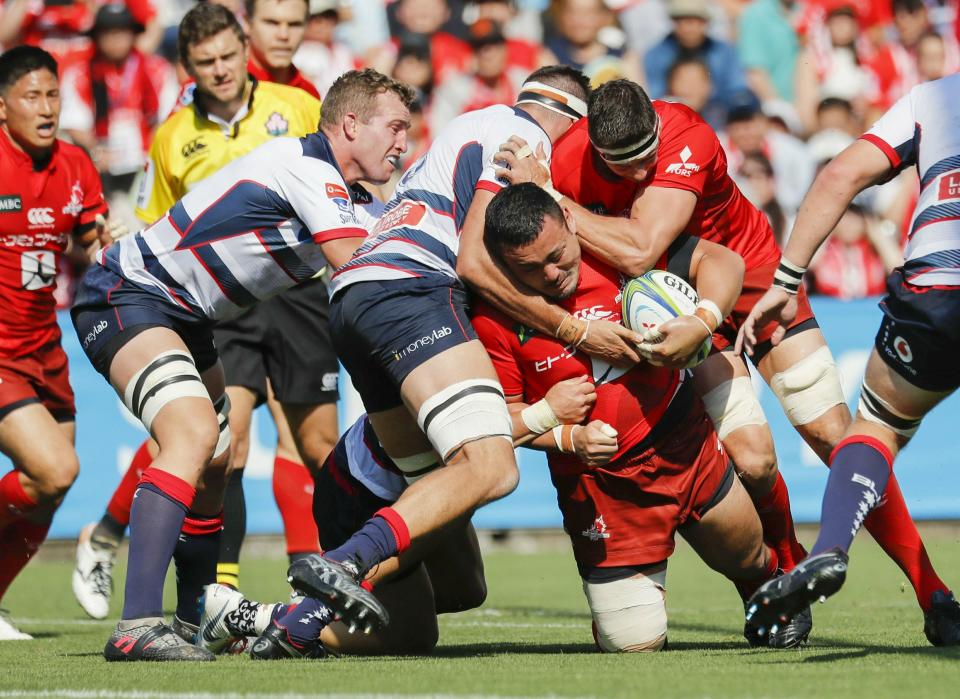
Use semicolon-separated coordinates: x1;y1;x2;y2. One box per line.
621;269;712;367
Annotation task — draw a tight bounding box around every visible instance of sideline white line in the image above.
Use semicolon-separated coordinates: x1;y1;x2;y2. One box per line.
0;692;595;699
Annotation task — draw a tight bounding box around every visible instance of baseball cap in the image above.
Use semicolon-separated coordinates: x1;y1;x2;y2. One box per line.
667;0;710;20
87;3;144;35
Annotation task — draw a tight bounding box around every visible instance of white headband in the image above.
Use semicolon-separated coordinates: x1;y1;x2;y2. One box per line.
594;115;661;164
515;81;588;121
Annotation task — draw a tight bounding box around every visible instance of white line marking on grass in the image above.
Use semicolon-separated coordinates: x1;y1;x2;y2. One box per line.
0;691;596;699
13;618;114;626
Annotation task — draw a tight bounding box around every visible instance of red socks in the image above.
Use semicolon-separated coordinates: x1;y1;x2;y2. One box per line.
0;519;50;601
733;546;779;601
106;439;154;526
863;474;948;612
753;472;806;572
272;456;320;555
0;470;37;530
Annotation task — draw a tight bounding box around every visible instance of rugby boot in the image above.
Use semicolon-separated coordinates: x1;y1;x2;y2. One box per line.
249;622;330;660
196;583;244;654
171;615;198;644
744;602;813;649
287;555;389;633
72;524;114;620
923;590;960;646
746;549;848;638
104;617;215;661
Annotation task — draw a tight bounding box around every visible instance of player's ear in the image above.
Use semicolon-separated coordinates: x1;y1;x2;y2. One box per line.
561;204;576;235
342;112;359;140
0;93;6;122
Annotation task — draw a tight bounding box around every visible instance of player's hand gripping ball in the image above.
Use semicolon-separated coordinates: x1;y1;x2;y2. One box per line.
621;270;712;368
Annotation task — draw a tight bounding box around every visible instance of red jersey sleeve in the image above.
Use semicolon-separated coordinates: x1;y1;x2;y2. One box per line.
471;306;525;399
76;152;108;231
647;118;718;198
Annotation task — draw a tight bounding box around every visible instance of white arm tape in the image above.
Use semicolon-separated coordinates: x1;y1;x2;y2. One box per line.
521;398;560;434
695;299;724;329
541;179;564;202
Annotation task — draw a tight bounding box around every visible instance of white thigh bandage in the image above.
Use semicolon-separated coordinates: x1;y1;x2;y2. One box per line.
394;450;440;484
212;393;232;459
858;380;922;438
584;566;668;653
701;376;767;440
122;350;209;433
769;345;845;426
416;379;512;459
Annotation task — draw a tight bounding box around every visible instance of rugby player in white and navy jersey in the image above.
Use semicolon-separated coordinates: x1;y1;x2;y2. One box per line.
69;69;413;662
740;72;960;646
284;66;652;635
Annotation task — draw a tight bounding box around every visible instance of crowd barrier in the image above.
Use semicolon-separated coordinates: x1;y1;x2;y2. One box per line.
8;296;959;539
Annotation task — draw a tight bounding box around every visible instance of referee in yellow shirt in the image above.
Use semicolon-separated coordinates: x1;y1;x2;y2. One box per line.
72;2;346;631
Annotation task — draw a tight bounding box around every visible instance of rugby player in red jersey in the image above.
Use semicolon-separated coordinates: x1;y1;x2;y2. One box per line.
495;79;954;634
0;45;113;640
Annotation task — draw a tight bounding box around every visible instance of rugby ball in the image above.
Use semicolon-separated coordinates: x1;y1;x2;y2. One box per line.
621;270;712;367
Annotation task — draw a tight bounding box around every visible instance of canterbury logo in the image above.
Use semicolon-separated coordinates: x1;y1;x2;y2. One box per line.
181;138;207;159
27;207;54;226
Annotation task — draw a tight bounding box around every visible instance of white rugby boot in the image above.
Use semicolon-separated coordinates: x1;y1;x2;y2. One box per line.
0;611;32;640
72;523;115;619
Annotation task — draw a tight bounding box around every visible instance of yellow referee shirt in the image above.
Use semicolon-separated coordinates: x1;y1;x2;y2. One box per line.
135;78;321;224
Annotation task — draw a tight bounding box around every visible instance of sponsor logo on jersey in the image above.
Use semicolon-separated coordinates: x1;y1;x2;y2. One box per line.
62;181;84;215
893;335;913;363
372;200;426;234
938;171;960;201
582;515;610;541
20;250;56;290
393;326;453;361
27;207;55;227
181;137;207;160
0;194;22;212
265;111;289;136
82;319;109;349
664;145;700;177
325;183;349;200
321;372;338;392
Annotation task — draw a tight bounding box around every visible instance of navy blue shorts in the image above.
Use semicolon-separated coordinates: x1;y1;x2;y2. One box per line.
330;276;476;413
875;268;960;392
71;264;218;377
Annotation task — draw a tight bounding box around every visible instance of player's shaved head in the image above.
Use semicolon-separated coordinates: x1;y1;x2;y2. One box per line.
0;45;58;95
588;79;658;153
320;69;416;128
485;183;564;253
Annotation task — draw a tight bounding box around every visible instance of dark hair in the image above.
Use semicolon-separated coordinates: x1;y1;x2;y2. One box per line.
892;0;925;14
523;65;592;103
587;79;657;151
0;46;58;95
666;55;710;87
178;3;246;67
817;96;853;115
484;183;564;253
245;0;309;20
320;68;416;128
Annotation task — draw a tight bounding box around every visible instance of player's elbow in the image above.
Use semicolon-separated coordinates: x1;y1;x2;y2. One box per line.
456;253;484;289
616;249;659;278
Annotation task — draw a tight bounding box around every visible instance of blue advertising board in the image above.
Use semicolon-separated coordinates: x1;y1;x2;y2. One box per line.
6;296;958;539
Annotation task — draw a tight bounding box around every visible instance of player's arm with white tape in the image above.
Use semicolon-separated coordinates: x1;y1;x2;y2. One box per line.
736;137;896;355
639;237;744;367
508;375;598;446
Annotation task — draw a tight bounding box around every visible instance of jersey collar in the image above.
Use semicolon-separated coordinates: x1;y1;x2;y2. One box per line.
300;131;347;181
0;126;56;172
193;75;259;138
512;106;551;142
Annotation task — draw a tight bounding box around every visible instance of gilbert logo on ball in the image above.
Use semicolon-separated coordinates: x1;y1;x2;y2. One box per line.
621;269;711;367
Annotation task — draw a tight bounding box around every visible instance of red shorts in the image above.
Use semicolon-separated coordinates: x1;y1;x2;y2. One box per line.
548;397;733;570
0;341;75;423
713;261;815;352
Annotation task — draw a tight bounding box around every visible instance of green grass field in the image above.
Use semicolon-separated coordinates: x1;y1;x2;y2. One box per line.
2;530;959;699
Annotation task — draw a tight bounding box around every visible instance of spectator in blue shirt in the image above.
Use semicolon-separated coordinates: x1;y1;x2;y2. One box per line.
644;0;748;108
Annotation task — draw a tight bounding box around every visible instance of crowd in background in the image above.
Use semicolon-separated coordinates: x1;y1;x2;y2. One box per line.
3;0;958;301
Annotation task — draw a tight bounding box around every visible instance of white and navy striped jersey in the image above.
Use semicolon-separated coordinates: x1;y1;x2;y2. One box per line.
338;415;406;503
861;73;960;287
99;133;365;321
329;105;552;294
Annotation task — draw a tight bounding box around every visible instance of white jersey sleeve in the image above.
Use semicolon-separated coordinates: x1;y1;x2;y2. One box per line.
280;157;366;243
861;89;918;173
477;112;554;193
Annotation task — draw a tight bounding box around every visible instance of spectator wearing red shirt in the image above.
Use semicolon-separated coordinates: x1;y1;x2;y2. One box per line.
428;20;526;133
0;45;109;641
466;0;540;72
59;4;163;229
807;204;891;299
246;0;320;98
294;0;357;98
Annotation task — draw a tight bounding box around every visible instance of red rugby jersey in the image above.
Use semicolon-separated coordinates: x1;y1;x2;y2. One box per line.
247;59;321;99
0;130;106;357
551;103;781;268
472;252;684;465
